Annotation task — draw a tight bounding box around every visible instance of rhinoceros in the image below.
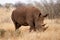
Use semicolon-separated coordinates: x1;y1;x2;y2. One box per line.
11;6;48;32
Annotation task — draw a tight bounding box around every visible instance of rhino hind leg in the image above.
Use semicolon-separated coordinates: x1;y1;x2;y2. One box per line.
15;23;21;30
13;21;21;30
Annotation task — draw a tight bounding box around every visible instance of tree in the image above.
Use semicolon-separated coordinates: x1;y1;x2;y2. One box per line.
14;1;26;7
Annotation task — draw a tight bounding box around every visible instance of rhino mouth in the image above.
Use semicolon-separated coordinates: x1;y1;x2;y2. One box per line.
41;24;48;32
43;27;48;32
36;24;48;32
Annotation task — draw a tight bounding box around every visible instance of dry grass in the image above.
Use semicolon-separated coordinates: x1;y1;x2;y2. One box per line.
0;7;60;40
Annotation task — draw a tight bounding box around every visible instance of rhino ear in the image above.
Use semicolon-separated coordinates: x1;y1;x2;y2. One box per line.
43;14;48;17
39;13;41;17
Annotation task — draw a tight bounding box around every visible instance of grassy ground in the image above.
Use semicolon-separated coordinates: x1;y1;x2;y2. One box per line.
0;7;60;40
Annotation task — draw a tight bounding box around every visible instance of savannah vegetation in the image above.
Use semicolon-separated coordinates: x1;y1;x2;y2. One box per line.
0;1;60;40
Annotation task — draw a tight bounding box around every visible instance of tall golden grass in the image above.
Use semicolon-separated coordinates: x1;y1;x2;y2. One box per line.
0;7;60;40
